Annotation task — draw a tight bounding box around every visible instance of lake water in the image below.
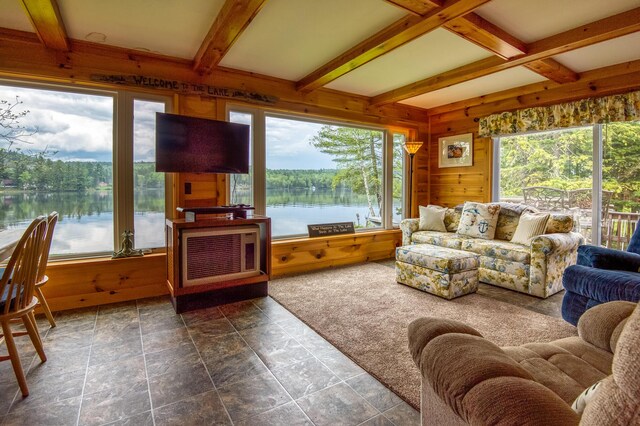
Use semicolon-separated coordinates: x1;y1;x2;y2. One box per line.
0;188;390;256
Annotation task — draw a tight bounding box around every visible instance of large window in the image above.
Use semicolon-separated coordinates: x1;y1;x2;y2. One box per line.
0;81;170;257
495;122;640;247
228;108;409;238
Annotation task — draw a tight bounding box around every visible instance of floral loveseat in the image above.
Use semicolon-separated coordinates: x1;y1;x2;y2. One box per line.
400;203;584;298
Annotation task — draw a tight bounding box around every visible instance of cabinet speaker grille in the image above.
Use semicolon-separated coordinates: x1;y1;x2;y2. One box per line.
186;233;242;280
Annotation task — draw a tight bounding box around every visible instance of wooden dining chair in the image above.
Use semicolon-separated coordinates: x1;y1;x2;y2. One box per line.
0;216;48;397
35;212;58;328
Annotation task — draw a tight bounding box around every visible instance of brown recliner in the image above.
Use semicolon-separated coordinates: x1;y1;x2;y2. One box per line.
408;301;639;425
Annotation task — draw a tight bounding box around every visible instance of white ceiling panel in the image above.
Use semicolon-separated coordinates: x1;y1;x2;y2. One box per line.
219;0;406;81
325;29;492;97
0;0;34;32
554;32;640;73
58;0;225;58
400;67;547;110
476;0;640;43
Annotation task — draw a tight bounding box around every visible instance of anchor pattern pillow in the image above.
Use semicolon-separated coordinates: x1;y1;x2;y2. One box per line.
457;202;501;240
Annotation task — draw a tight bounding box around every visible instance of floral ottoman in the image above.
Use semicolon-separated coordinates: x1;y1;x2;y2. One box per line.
395;244;479;299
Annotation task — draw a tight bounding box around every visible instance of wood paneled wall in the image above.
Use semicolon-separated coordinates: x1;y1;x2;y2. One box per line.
0;31;420;311
417;59;640;209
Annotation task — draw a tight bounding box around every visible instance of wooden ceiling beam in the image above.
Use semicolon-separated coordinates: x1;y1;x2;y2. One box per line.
20;0;69;51
371;6;640;105
385;0;443;16
193;0;267;75
296;0;491;92
386;2;576;84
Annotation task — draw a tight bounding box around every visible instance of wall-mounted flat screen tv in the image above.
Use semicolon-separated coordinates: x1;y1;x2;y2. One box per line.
155;112;250;173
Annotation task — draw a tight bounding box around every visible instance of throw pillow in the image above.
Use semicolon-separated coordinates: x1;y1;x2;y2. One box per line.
571;381;601;414
418;205;447;232
456;202;501;239
510;212;551;245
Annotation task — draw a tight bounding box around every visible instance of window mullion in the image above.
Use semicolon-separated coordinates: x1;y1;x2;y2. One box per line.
113;93;134;249
593;124;603;246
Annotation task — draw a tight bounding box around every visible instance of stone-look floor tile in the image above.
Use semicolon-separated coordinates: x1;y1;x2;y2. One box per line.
136;295;173;311
218;300;261;317
226;311;273;331
79;380;151;426
346;374;403;412
181;306;224;326
359;414;395;426
297;382;379;426
9;368;85;413
271;357;341;399
148;360;213;409
234;401;313;426
92;319;141;346
253;299;297;322
43;328;94;350
98;301;138;316
197;333;269;387
315;347;366;380
187;317;236;344
153;390;231;426
240;326;312;369
44;318;95;337
3;396;81;426
84;355;146;395
217;372;291;422
275;317;313;338
141;327;192;354
27;346;91;378
0;352;35;385
53;307;98;325
145;343;201;378
104;411;154;426
0;381;18;416
382;401;420;426
89;335;143;367
139;309;185;335
294;331;335;353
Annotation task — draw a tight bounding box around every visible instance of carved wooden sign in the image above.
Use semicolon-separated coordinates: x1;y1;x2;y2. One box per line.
307;222;355;238
90;74;278;104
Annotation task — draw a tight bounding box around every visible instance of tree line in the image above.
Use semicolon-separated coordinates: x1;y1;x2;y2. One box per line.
0;149;163;192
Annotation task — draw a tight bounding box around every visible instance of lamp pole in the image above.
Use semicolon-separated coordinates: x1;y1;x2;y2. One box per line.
402;141;423;218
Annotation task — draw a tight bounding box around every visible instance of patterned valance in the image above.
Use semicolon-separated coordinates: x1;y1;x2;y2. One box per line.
478;90;640;137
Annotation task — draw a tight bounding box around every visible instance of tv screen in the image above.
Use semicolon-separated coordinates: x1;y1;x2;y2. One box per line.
155;112;250;173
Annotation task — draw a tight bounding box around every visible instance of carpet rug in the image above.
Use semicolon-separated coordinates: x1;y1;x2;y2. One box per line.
269;262;577;409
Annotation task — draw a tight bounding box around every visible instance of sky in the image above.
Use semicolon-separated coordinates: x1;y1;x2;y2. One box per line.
0;83;355;169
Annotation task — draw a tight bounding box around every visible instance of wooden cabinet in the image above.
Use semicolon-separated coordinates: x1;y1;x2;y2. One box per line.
165;215;271;313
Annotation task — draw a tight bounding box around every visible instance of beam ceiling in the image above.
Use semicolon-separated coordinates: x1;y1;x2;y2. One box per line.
372;6;640;105
20;0;69;51
193;0;267;75
295;0;491;92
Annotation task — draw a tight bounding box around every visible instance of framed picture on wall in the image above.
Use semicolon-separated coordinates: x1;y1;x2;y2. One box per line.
438;133;473;168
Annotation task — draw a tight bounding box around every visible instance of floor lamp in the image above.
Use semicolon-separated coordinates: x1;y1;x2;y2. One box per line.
403;141;423;218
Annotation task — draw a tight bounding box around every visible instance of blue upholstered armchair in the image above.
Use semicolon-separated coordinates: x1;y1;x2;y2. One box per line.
562;224;640;325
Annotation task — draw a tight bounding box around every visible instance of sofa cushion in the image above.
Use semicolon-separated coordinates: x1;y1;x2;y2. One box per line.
511;212;550;245
444;208;461;232
479;256;529;278
410;231;471;249
545;213;574;234
562;265;640;304
396;245;478;274
419;205;447;232
494;202;538;241
461;239;531;263
457;202;501;240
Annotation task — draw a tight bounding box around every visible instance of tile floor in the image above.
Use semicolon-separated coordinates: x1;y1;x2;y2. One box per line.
0;260;566;426
0;295;420;426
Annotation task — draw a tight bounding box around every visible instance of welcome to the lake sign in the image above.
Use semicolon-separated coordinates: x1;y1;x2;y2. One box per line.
90;74;278;104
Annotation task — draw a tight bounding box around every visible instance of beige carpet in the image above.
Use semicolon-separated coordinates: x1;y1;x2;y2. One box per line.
269;262;577;410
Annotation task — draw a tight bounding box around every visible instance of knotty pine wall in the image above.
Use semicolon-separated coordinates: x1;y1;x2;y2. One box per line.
0;30;419;311
416;59;640;209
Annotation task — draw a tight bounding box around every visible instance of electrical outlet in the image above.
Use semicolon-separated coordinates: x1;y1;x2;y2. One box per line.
185;182;191;194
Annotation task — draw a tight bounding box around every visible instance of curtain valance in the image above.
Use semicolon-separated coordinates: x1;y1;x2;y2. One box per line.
478;90;640;137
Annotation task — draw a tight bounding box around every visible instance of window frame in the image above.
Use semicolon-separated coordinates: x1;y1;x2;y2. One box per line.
0;78;172;259
492;124;605;246
226;103;413;239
